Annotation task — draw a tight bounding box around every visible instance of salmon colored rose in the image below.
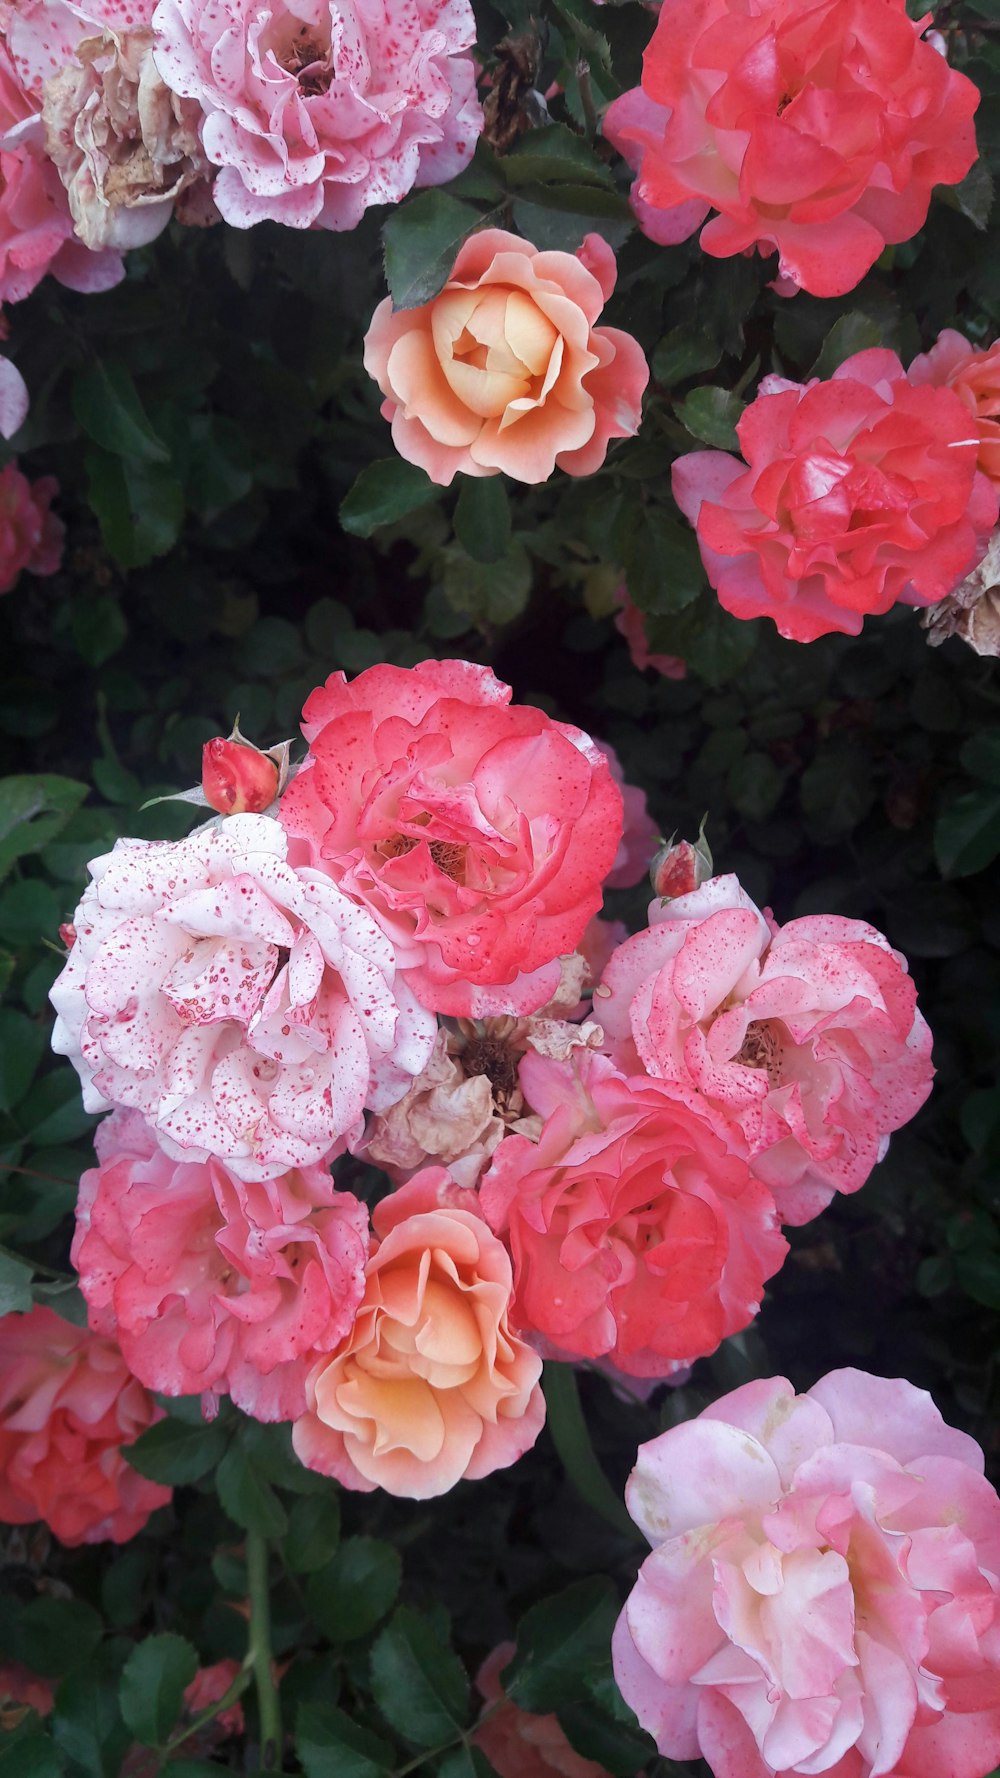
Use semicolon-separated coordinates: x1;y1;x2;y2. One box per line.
363;229;649;485
0;1305;171;1545
473;1644;611;1778
603;0;980;298
292;1169;545;1497
909;330;1000;486
672;349;999;642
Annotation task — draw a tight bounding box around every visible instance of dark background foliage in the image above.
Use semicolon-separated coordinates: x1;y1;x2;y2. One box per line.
4;2;1000;1773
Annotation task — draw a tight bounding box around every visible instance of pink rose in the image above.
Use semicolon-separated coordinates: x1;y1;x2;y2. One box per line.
150;0;481;229
292;1169;545;1497
672;351;1000;642
0;1305;171;1545
613;589;686;679
0;461;63;591
603;0;980;298
597;742;659;891
363;229;649;485
613;1369;1000;1778
279;660;624;1017
72;1109;369;1422
597;873;934;1225
479;1050;787;1376
473;1643;611;1778
49;812;436;1179
909;329;1000;486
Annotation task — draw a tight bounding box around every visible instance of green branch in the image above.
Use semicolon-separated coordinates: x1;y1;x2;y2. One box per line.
246;1527;283;1772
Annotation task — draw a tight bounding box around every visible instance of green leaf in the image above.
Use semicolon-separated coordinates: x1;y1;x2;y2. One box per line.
72;357;169;463
383;193;497;310
443;539;532;627
52;1660;128;1778
125;1413;230;1486
437;1749;499;1778
70;595;127;668
283;1489;342;1574
17;1599;103;1677
340;460;440;538
0;1247;33;1314
620;506;704;618
307;1537;402;1642
652;325;723;387
644;591;760;688
297;1703;395;1778
0;1725;64;1777
938;159;994;231
453;479;512;564
556;1699;654;1778
728;751;785;822
85;448;185;571
0;1009;45;1112
119;1634;198;1747
0;775;88;882
503;125;614;189
551;0;616;85
676;385;745;449
936;787;1000;878
216;1443;288;1537
960;730;1000;787
542;1366;638;1540
503;1579;619;1713
809;311;884;379
370;1607;469;1747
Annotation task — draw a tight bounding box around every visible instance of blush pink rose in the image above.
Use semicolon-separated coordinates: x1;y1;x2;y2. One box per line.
603;0;980;298
292;1169;545;1497
597;742;659;891
49;811;436;1180
363;229;649;485
613;588;686;679
0;462;64;591
150;0;481;229
672;350;1000;642
909;329;1000;487
473;1643;611;1778
614;1369;1000;1778
279;660;624;1018
479;1050;787;1376
597;873;934;1226
72;1109;369;1422
0;1305;171;1545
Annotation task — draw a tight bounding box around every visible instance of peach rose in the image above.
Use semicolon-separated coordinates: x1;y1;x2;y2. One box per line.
363;229;649;485
909;329;1000;486
292;1169;545;1497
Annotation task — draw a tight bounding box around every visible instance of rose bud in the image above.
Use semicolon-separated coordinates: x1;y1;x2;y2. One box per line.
201;735;279;815
650;826;713;900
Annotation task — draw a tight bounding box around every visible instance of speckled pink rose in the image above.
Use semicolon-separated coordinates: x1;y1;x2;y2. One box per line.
49;812;436;1179
149;0;481;229
73;1109;369;1421
597;873;934;1225
614;1370;1000;1778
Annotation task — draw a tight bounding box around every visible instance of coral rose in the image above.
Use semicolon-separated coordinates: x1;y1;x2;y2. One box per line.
0;1305;171;1545
73;1109;369;1421
363;229;649;484
49;811;436;1179
603;0;980;298
150;0;481;229
672;350;999;642
909;329;1000;486
0;462;64;592
292;1169;545;1497
597;873;934;1225
613;1369;1000;1778
473;1644;611;1778
479;1050;788;1376
279;660;624;1017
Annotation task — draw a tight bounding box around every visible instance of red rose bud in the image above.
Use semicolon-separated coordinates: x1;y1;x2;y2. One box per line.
650;827;713;901
58;922;76;951
202;737;279;815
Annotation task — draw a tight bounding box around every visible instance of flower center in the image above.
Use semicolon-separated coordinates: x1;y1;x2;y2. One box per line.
735;1019;783;1084
274;20;333;95
378;832;468;883
461;1034;520;1106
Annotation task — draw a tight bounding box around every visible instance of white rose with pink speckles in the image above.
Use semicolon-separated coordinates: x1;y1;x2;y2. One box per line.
149;0;483;230
50;812;436;1180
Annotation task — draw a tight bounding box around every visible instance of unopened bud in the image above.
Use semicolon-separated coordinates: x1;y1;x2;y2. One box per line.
650;824;713;901
58;922;76;951
202;735;279;816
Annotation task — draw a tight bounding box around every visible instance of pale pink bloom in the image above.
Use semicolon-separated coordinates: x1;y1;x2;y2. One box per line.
363;229;649;485
149;0;481;229
73;1109;369;1421
0;354;29;438
597;873;934;1225
597;742;658;891
614;1370;1000;1778
0;461;63;592
280;660;624;1018
49;812;436;1180
293;1168;545;1497
480;1050;787;1376
474;1643;611;1778
0;1304;171;1545
613;588;686;678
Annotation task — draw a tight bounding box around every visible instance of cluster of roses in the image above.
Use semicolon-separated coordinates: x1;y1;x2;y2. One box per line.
0;655;935;1547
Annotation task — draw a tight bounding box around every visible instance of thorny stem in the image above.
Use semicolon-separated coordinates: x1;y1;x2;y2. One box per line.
246;1527;283;1773
160;1660;253;1760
